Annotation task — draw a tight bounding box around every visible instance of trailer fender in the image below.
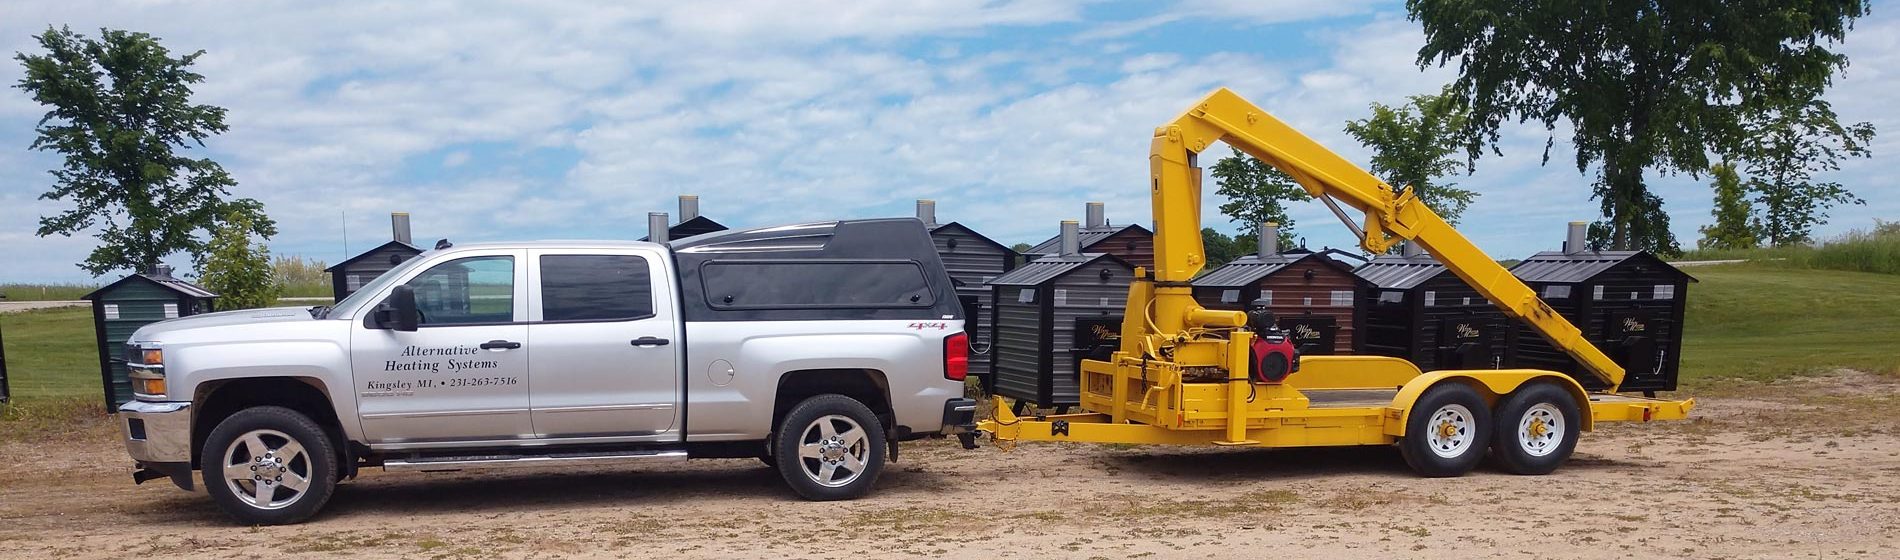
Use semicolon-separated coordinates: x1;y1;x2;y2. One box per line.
1387;370;1592;437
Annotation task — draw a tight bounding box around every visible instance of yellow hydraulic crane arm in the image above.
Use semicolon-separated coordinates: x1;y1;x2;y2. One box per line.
1145;88;1626;390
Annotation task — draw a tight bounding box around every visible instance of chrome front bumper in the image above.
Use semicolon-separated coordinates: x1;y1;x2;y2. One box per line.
119;401;192;464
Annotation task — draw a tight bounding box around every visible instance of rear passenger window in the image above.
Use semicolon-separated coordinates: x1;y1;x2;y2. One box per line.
702;260;933;309
540;255;654;322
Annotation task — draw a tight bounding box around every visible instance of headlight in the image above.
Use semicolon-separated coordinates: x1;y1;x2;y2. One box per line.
130;369;168;399
128;344;166;399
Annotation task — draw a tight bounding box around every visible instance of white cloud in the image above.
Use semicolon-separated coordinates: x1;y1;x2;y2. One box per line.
1072;0;1384;41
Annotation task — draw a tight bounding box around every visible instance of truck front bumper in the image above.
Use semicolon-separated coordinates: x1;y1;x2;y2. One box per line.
118;401;195;490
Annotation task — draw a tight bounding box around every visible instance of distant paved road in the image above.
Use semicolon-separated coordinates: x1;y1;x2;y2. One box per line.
1669;259;1767;267
0;300;88;314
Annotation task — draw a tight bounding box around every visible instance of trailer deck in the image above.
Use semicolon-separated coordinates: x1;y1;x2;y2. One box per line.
981;382;1694;449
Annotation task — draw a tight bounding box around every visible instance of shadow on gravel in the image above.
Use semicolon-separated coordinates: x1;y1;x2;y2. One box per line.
311;460;951;519
1095;444;1638;481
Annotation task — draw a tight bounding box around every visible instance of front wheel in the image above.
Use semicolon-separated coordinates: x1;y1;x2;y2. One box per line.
201;406;339;525
1490;382;1582;475
773;394;886;501
1399;383;1492;477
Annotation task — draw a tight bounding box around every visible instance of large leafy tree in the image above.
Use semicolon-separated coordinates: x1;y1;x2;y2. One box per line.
1210;147;1305;248
15;27;274;276
1342;87;1479;225
1408;0;1870;255
1695;163;1760;251
1736;97;1874;246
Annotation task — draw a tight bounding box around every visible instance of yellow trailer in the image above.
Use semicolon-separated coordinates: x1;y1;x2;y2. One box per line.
970;88;1694;476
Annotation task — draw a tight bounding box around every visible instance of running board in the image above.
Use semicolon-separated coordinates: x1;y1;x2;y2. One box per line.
383;449;688;471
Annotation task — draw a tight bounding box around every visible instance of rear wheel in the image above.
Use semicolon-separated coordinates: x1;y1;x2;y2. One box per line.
773;394;885;501
1491;382;1582;475
1400;383;1492;477
201;406;338;525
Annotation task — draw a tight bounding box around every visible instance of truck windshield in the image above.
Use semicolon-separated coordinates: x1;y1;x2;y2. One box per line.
328;249;437;318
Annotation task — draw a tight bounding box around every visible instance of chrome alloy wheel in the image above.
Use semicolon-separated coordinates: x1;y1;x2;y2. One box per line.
220;429;312;510
1425;404;1477;459
797;414;870;488
1516;402;1566;457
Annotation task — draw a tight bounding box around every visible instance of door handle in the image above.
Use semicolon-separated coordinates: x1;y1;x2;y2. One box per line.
480;340;522;350
630;336;671;347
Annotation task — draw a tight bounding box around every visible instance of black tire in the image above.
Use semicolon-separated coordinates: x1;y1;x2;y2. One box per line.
1399;382;1492;477
201;406;339;525
1490;382;1582;475
773;394;886;501
758;453;777;468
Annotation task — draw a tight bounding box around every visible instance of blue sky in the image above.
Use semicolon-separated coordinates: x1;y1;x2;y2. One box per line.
2;0;1894;283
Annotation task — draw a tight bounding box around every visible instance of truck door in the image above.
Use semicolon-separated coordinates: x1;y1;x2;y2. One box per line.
526;249;681;439
352;250;533;443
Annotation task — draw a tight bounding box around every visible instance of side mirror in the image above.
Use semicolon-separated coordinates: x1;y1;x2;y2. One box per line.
375;285;420;332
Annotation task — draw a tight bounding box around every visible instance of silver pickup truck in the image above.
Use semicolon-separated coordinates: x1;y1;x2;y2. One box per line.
115;218;978;525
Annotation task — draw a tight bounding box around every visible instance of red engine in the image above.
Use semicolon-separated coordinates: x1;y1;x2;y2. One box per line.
1249;330;1301;384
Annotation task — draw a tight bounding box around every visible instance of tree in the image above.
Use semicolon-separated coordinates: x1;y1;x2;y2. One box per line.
1585;184;1680;255
1737;97;1875;246
1201;228;1251;268
1342;87;1479;225
1210;147;1304;248
200;212;279;310
15;27;274;276
1409;0;1870;254
1696;163;1760;250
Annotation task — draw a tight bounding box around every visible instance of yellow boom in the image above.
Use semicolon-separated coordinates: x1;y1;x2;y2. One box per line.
1137;88;1626;390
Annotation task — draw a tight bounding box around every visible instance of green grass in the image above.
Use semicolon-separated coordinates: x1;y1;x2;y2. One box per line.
0;283;97;301
1679;222;1900;276
1679;263;1900;385
1;307;100;402
279;281;333;298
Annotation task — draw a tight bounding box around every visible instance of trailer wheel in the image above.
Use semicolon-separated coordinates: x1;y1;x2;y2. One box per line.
773;394;885;501
201;406;339;525
1490;382;1581;475
1400;383;1491;477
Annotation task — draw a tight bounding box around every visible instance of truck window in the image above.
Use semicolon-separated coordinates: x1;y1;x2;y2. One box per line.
539;254;654;322
701;260;933;309
406;256;515;326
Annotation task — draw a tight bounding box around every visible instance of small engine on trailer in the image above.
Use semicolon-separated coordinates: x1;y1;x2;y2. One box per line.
1246;299;1300;383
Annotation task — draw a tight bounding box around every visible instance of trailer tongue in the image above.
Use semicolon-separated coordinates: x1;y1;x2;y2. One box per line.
970;88;1694;476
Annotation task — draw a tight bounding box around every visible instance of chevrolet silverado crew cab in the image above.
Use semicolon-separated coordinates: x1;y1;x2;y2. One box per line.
115;218;978;525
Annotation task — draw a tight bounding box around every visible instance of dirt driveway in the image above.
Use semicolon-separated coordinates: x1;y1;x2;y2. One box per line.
4;371;1898;559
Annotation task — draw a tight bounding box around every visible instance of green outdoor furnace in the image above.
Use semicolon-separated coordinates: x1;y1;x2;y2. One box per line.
82;266;217;411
